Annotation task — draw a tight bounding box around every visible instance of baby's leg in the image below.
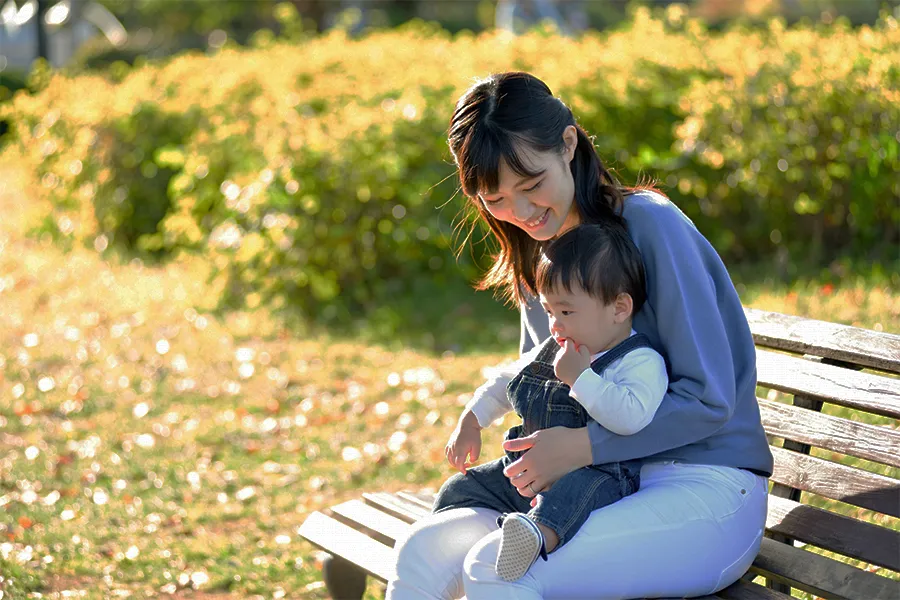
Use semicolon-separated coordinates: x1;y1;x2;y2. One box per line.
432;457;532;515
533;522;559;553
494;466;623;581
530;462;637;552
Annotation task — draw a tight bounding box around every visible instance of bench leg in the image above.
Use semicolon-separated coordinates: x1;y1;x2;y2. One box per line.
322;554;367;600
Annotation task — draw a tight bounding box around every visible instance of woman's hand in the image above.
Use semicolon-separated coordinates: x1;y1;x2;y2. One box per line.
445;409;483;475
502;426;593;501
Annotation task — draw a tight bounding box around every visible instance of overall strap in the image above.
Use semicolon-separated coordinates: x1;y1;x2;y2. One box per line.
589;333;653;376
533;335;563;366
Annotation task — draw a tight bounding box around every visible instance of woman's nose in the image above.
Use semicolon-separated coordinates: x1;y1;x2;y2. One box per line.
511;194;532;222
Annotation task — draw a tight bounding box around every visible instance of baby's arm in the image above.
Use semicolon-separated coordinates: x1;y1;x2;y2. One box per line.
465;344;541;427
569;348;668;435
446;409;483;474
451;362;521;472
447;346;540;472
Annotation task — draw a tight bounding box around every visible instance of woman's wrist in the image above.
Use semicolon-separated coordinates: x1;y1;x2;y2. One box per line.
572;425;593;468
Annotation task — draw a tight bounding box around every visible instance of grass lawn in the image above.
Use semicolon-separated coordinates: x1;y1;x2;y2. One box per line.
0;165;897;599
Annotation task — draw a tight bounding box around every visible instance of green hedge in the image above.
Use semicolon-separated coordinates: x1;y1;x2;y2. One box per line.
2;11;898;326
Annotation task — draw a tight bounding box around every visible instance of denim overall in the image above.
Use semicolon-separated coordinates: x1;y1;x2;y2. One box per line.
433;334;649;551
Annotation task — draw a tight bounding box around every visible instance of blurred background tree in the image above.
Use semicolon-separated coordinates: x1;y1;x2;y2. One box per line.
1;0;897;344
3;0;899;76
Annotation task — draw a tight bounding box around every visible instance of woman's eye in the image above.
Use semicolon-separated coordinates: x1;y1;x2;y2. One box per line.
481;196;502;206
525;181;542;192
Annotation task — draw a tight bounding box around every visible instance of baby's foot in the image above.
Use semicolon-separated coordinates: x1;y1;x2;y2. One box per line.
495;513;548;582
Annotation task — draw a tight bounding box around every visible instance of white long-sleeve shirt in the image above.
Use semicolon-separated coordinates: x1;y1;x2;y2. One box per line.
467;332;668;436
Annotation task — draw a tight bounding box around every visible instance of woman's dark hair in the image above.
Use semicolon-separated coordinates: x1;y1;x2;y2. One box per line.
448;71;659;306
535;223;647;315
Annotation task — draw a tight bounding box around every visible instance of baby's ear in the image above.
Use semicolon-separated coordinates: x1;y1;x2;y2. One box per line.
613;293;633;323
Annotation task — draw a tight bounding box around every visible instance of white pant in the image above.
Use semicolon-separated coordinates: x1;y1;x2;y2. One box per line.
386;461;768;600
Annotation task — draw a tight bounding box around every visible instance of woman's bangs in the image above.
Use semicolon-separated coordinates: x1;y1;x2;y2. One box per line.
463;133;500;201
501;134;546;182
463;129;541;201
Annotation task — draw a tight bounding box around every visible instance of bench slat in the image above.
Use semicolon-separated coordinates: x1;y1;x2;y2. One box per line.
745;308;900;374
749;536;900;600
770;446;900;517
758;398;900;468
715;577;794;599
297;511;396;582
417;492;438;506
405;491;440;505
395;490;436;511
756;349;900;419
330;499;411;546
362;491;431;523
765;495;900;571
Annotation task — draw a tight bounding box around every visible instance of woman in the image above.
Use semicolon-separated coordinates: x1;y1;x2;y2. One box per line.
386;71;773;600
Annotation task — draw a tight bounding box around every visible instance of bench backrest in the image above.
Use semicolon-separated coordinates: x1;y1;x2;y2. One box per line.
743;308;900;598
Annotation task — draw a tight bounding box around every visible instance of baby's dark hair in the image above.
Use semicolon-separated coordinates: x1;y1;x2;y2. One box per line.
535;223;647;314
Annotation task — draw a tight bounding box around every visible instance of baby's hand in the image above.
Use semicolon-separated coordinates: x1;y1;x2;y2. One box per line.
445;410;483;474
554;339;591;387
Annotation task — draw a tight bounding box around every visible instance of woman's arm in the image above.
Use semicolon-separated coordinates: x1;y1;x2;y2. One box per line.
584;197;750;464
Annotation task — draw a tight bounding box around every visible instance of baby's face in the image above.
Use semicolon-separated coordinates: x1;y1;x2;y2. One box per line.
539;287;624;355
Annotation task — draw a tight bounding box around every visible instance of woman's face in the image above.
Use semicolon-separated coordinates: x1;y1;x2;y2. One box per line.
476;126;580;241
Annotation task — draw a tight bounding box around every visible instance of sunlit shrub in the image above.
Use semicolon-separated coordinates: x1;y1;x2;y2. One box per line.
2;11;898;324
673;18;900;266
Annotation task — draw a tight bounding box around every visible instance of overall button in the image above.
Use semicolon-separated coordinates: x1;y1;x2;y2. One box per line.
530;363;541;374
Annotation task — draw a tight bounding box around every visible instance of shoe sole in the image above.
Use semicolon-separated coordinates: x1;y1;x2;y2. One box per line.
496;515;542;582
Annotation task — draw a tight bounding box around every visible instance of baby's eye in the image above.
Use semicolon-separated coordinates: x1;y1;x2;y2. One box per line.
561;311;573;316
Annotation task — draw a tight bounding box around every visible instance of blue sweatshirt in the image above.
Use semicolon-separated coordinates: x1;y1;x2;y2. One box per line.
520;191;774;476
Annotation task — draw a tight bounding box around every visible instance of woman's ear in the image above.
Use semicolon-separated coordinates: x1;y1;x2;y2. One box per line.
563;125;577;162
613;293;633;323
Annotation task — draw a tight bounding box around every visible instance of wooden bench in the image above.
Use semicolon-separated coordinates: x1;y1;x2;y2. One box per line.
300;308;900;600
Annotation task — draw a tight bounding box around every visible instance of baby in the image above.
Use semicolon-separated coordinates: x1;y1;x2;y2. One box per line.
432;222;668;581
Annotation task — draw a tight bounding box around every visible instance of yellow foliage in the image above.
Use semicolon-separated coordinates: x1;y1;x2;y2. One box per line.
3;15;896;209
1;13;896;319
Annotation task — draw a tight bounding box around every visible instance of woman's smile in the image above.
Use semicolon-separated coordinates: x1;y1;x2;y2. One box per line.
521;208;550;231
